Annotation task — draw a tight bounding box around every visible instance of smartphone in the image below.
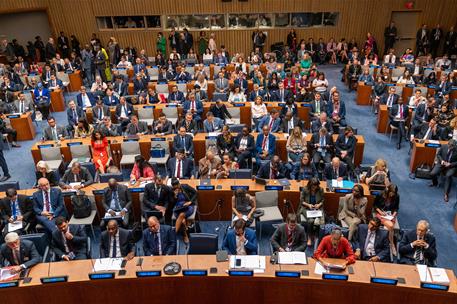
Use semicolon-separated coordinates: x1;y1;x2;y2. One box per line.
397;277;406;284
121;260;127;268
136;258;143;267
235;258;241;267
210;267;218;274
301;270;309;277
347;266;354;274
23;277;32;284
118;269;127;276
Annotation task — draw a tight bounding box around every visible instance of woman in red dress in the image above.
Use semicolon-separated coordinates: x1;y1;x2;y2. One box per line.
91;130;110;174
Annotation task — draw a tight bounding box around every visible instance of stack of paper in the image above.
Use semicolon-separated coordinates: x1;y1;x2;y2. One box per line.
278;252;308;265
8;221;22;232
229;255;266;273
93;258;124;272
306;210;323;218
314;262;328;275
0;267;17;281
331;179;343;188
417;265;450;283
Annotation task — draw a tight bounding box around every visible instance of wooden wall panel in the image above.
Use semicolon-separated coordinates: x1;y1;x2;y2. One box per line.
0;0;456;57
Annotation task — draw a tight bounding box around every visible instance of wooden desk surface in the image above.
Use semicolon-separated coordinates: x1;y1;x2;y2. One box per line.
409;139;448;173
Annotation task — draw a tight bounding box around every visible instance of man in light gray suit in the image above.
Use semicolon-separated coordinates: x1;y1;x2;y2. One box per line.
126;115;149;136
214;71;229;101
270;213;307;252
80;44;94;86
43;116;68;141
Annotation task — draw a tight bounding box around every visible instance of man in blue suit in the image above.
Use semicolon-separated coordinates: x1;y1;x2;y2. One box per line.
270;82;293;103
234;74;248;92
167;149;194;179
183;93;203;124
222;219;257;255
203;111;224;132
143;216;176;256
66;100;86;134
173;127;194;158
113;75;128;97
32;178;66;234
34;82;51;120
103;88;119;106
354;217;390;262
76;86;96;109
257;108;281;132
255;125;276;165
48;74;63;90
168;85;186;104
248;83;266;101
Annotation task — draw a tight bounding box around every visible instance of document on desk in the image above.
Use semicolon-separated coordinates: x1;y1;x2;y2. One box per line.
103;212;123;219
69;182;82;189
429;267;450;283
8;221;23;232
306;210;323;218
229;255;266;273
0;267;17;281
278;252;308;265
428;140;440;145
331;179;343;188
208;132;221;137
314;262;328;275
93;258;124;272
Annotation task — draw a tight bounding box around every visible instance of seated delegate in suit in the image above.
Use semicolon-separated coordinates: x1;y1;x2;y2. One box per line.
113;75;128;97
327;91;347;132
198;151;221;179
257;108;281;133
203;111;224;133
298;178;325;246
66;100;86;135
389;97;409;149
335;126;357;172
323;157;348;181
33;178;66;234
234;126;255;169
33;82;51;120
153;113;174;135
314;228;356;265
255;126;277;165
399;220;437;266
126;115;149;136
115;96;133;130
280;99;298;118
1;188;36;235
0;232;41;274
170;178;197;243
76;86;96;109
286;126;307;163
291;153;318;180
311;112;333;135
173;127;194;158
143;216;176;256
92;100;110;125
216;125;236;159
103;88;119;106
58;162;94;190
429;139;457;202
177;112;198;135
309;92;327;121
183;93;203;124
100;220;135;260
102;179;132;227
142;175;172;220
222;219;258;255
35;161;58;187
168;85;186;104
280;111;303;135
209;100;232;122
256;155;286;180
167;149;194;179
271;213;307;252
415;118;440;140
354;217;390;262
311;127;334;165
380;86;399;108
248;83;266;102
43;116;67;141
270;82;292;103
338;184;367;241
52;216;88;261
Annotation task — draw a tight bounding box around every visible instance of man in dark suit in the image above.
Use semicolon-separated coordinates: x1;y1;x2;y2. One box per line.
142;175;172;220
173;127;194;158
58;162;94;190
34;82;51;120
255;125;277;165
100;220;135;260
153;113;174;135
167;149;194;179
323;157;348;181
335;126;357;172
222;219;257;255
203;111;224;132
248;83;266;101
177;112;198;135
133;73;149;95
234;126;255;169
57;31;70;58
257;108;281;132
399;220;437;266
311;127;334;165
115;96;134;130
168;85;185;104
158;66;174;83
76;86;96;109
384;21;397;52
209;100;232;122
234;74;248;93
380;86;399;108
354;217;390;262
1;188;36;235
416;118;441;140
43;116;68;141
33;178;66;234
444;26;456;56
389;97;409;149
429;140;457;202
113;76;128;97
126;115;149;136
143;216;176;256
52;216;87;261
103;88;119;107
310;92;327;121
280;111;304;133
66;100;85;135
98;116;120;137
271;213;307;252
256;155;286;180
0;232;41;273
270;82;292;103
429;24;443;58
311;112;333;134
14;92;34;115
92;99;110;125
183;93;204;124
102;179;132;227
416;24;430;56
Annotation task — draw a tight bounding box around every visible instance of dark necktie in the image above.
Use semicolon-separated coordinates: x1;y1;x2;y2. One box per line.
414;245;423;264
447;149;453;162
44;191;50;211
112;236;117;258
176;160;181;178
73;109;78;122
11;200;17;218
152;233;159;255
113;191;121;210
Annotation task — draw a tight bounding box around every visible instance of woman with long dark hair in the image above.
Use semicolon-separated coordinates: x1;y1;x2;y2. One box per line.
129;155;156;183
298;177;325;246
374;184;400;255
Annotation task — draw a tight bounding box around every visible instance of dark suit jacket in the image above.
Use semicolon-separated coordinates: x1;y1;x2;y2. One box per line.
115;103;134;121
143;183;172;212
66;106;86;127
389;104;409;122
167;91;185;104
326;101;347;120
280;117;304;133
183;100;204;117
234;134;255;155
399;230;437;266
142;225;177;256
248;89;266;101
167;157;194;179
92;105;110;122
335;134;357;158
100;228;135;258
177;119;197;135
234;78;248;91
270;89;293;102
76;92;96;108
435;145;457;168
0;195;35;224
0;240;41;268
126;121;149;135
58;167;94;188
310;132;334;155
153;119;174;135
311;118;333;134
257;116;281;132
51;224;87;260
133;78;148;94
256;162;286;179
255;133;276;156
355;224;390;262
271;223;307;252
43;125;68;141
103;95;120;107
380;93;399;106
172;134;194;155
417;123;441;140
113;81;128;96
222;228;257;255
323;163;348;180
32;188;65;218
310;99;327;116
103;184;132;212
209;104;231;120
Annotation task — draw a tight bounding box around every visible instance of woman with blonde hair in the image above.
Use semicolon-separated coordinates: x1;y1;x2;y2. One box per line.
35;160;58;187
286;126;307;163
364;159;390;189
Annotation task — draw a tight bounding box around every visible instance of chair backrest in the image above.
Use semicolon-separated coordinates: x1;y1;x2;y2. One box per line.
177;83;187;93
121;141;141;155
255;190;278;208
227;107;240;118
20;233;48;258
228;169;252;179
394;86;403;96
99;172;124;182
138;107;154;119
187;233;218;255
0;181;20;192
185;66;195;75
155;84;169;93
162;107;178;118
40;146;63;161
392;67;405;78
213;65;221;79
148;67;159;77
57;71;70;83
70;144;92;159
418;86;428;97
205;138;218;155
228;124;246;133
423;68;434;78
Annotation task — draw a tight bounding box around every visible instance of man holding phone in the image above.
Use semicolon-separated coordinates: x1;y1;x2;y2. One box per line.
222;219;257;255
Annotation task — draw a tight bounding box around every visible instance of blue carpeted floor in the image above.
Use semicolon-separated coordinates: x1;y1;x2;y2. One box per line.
7;66;457;271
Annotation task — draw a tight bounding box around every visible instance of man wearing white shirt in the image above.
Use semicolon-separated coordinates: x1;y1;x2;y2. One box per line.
100;220;135;260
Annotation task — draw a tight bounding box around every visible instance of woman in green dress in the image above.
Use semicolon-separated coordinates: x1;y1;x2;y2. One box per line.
300;52;313;76
156;32;166;57
198;31;208;60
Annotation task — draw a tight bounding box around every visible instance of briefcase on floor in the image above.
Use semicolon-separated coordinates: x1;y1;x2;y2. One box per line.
150;144;165;158
415;163;432;179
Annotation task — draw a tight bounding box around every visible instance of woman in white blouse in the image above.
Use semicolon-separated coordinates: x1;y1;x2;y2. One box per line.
312;72;329;97
117;56;132;69
194;74;208;92
235;56;247;74
208;33;217;52
251;96;268;129
408;89;426;107
202;48;213;64
397;70;415;85
228;86;246;103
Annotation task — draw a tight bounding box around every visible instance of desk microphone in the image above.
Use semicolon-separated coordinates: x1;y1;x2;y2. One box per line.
371;260;377;277
46;260;52;278
89;257;96;273
136;257;144;270
185;243;190;270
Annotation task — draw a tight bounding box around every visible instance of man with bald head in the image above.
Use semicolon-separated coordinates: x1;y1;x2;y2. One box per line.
323;157;348;181
32;177;65;234
100;219;135;260
399;220;437;266
142;216;176;256
198;151;221;179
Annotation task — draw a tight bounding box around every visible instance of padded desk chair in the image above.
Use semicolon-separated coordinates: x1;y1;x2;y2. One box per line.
187;233;218;255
